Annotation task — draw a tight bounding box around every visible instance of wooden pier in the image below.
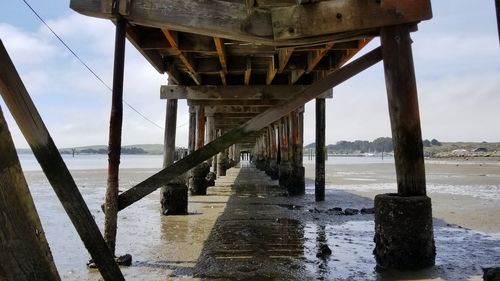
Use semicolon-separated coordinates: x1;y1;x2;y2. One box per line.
0;0;445;279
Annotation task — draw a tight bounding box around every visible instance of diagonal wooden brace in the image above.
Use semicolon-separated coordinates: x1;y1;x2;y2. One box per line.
117;46;383;211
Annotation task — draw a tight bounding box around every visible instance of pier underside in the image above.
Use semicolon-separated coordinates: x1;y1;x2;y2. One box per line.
0;0;448;280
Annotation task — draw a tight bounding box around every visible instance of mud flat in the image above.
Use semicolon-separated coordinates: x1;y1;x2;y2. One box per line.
24;158;500;280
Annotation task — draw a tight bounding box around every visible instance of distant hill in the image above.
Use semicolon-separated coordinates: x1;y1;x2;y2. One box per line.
303;138;500;157
17;144;168;155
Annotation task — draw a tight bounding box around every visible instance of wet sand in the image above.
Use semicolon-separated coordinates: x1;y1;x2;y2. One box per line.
24;158;500;280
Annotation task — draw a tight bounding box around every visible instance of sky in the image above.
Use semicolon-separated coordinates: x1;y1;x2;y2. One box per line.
0;0;499;150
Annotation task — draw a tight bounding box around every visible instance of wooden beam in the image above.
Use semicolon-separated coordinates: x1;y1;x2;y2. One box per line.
70;0;274;44
161;85;307;100
271;0;433;40
115;46;382;211
0;40;124;281
214;37;228;73
266;56;278;85
161;28;201;85
244;56;252;85
0;106;60;281
278;47;294;73
306;42;334;73
188;99;279;107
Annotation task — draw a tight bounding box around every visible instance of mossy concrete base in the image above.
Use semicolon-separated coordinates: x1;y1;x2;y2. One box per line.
161;182;188;215
374;194;435;270
189;163;210;195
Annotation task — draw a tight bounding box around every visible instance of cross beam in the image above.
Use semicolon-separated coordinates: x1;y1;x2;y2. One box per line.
70;0;432;45
116;46;383;211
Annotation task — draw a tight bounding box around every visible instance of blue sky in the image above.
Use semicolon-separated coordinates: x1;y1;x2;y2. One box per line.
0;0;499;149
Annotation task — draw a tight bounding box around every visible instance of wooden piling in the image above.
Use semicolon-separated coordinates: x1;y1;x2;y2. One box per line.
196;106;205;150
104;13;126;256
380;25;426;197
496;0;500;45
315;98;326;202
288;109;305;195
0;106;60;281
188;106;196;153
160;99;187;215
374;25;435;270
0;40;124;280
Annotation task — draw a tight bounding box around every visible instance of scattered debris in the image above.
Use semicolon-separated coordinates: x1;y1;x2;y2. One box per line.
116;254;132;266
343;208;359;215
361;207;375;214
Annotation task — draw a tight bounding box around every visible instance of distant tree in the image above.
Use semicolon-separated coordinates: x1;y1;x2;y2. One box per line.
430;139;442;146
422;139;431;147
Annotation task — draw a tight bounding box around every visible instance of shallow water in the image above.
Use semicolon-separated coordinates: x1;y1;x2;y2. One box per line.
20;158;500;280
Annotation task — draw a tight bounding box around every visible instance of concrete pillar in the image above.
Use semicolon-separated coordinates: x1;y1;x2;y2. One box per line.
161;99;188;215
374;25;435;270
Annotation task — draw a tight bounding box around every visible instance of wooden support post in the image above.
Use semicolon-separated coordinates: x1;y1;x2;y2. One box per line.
381;25;426;197
115;47;382;211
196;106;205;150
288;109;305;195
315;98;326;202
188;106;196;153
160;99;188;215
496;0;500;45
0;106;60;281
191;105;209;195
373;25;435;271
206;112;217;178
104;13;126;257
278;116;290;187
266;124;278;179
0;41;124;280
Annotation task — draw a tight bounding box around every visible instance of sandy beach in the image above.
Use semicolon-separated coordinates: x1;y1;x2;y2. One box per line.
22;156;500;280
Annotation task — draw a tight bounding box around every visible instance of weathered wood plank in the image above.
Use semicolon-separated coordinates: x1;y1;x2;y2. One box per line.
272;0;432;40
161;85;308;100
70;0;274;44
125;25;165;73
278;47;294;73
0;106;60;281
381;25;425;197
188;99;280;107
0;41;124;280
214;37;228;74
116;46;382;211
